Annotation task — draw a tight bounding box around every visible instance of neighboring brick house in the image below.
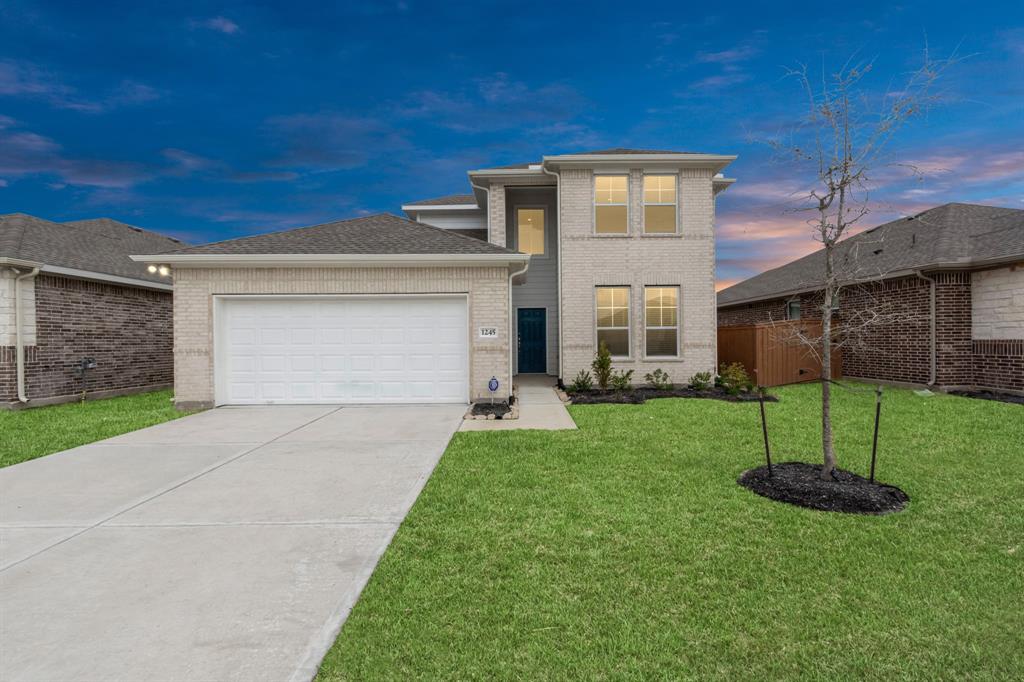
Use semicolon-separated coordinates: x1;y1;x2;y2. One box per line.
137;149;736;409
1;213;181;408
717;203;1024;393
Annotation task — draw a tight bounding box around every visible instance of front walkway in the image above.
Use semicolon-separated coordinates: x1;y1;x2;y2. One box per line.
460;374;577;431
0;404;465;682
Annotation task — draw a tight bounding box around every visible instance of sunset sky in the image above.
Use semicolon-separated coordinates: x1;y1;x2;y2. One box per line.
1;1;1021;288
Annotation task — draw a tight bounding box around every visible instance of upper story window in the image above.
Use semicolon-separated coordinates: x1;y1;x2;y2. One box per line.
594;175;628;234
643;175;677;233
516;208;546;255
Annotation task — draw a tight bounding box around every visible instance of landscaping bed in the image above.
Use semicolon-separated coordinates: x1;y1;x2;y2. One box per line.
567;385;774;404
470;401;512;419
948;389;1024;406
737;461;909;514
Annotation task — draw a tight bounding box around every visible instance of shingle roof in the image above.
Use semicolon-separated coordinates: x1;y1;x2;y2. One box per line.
0;213;184;284
160;213;518;256
403;194;479;207
717;203;1024;307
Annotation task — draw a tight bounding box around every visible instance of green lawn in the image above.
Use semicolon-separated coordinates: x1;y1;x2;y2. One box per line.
318;383;1023;680
0;390;189;468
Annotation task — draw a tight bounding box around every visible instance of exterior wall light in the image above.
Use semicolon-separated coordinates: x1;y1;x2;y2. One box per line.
158;265;170;277
147;265;158;273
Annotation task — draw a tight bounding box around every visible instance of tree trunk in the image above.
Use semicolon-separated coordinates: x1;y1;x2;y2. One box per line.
821;249;837;480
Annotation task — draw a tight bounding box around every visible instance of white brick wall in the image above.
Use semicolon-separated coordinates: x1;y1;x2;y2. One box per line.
171;266;510;407
972;265;1024;340
0;269;37;347
559;167;718;385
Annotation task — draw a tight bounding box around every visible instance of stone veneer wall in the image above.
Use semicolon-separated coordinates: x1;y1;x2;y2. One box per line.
1;274;172;405
171;266;510;408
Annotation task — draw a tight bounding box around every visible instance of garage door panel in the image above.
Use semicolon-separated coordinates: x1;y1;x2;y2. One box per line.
219;296;468;405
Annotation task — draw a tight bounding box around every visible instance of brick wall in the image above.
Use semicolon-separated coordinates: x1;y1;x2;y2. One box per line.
719;271;1023;392
559;167;718;384
171;266;509;408
0;274;172;405
971;265;1024;339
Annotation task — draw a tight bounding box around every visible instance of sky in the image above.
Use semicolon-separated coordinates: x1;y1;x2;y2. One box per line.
1;1;1022;289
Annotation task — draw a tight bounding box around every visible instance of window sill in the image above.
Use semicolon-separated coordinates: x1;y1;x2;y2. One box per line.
591;233;631;238
640;232;681;237
643;357;684;362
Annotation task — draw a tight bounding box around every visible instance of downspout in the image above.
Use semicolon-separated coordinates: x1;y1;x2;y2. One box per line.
508;260;530;399
914;270;937;386
469;178;491;243
14;266;40;403
540;162;563;381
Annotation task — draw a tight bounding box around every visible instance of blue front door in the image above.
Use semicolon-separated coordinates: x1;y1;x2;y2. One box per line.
517;308;546;373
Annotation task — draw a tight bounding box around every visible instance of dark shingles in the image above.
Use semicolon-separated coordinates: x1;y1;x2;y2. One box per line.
160;213;520;256
403;194;479;207
1;213;183;284
717;203;1024;307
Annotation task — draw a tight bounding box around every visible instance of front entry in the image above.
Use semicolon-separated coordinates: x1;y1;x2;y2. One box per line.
517;308;547;374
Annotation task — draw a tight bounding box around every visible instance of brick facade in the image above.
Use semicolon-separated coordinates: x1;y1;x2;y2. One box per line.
718;269;1024;392
171;266;510;409
558;167;718;384
0;274;173;406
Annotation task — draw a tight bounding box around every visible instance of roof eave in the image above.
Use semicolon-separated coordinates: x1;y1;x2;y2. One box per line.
400;204;482;211
0;256;171;290
543;153;738;173
130;253;530;267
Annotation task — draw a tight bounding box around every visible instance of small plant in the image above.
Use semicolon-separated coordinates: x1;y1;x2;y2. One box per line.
568;370;593;392
688;371;713;391
609;369;634;391
644;368;672;390
591;341;613;390
718;362;751;396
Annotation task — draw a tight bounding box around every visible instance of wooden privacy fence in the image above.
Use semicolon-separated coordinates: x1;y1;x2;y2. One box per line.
717;320;841;387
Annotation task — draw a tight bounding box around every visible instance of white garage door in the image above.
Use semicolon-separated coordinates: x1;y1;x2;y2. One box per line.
216;296;469;405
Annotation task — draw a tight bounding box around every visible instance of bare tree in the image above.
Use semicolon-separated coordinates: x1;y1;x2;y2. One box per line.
770;48;957;480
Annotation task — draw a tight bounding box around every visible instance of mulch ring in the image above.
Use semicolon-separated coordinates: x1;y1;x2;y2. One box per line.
471;402;512;418
948;389;1024;406
568;386;775;405
738;462;908;515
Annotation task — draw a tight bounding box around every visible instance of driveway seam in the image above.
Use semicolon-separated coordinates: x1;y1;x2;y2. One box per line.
0;405;346;574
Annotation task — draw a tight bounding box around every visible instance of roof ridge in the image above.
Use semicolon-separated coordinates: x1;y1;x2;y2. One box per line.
64;217;185;244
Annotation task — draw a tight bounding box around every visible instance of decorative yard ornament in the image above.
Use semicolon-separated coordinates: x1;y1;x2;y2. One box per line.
488;376;499;405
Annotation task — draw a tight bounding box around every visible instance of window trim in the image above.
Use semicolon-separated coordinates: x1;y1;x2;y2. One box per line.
642;173;679;235
785;298;801;321
513;204;548;258
643;285;680;359
595;285;632;359
592;173;630;235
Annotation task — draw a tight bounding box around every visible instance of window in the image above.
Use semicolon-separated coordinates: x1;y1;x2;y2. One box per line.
595;175;628;233
516;208;545;255
596;287;630;356
643;175;677;233
786;299;801;320
645;287;679;356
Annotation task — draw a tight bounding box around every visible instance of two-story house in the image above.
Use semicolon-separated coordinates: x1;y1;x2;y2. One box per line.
136;149;736;409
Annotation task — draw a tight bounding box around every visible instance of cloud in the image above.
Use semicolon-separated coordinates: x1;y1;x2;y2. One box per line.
684;73;751;93
190;16;241;34
265;113;411;170
695;45;759;64
0;59;161;112
0;179;8;187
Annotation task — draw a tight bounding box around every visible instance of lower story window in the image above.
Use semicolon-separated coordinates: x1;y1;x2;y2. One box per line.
645;286;679;357
596;286;630;356
786;299;801;320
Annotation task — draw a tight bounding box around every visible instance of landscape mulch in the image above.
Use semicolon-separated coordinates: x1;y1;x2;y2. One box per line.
568;386;775;405
470;402;512;418
738;461;909;515
948;389;1024;406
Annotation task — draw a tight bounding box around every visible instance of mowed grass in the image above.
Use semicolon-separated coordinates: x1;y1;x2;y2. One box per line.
0;389;188;467
318;383;1023;680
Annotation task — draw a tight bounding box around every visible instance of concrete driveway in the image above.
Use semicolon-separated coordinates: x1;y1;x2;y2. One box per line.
0;404;465;682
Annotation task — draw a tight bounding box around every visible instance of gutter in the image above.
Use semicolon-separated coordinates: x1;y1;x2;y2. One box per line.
130;253;529;267
13;265;41;403
508;260;530;398
914;270;938;386
540;161;563;381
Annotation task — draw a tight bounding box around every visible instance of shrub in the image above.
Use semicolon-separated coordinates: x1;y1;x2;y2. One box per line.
718;362;751;396
688;371;713;391
644;368;672;390
591;341;613;390
568;370;593;392
609;369;634;391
